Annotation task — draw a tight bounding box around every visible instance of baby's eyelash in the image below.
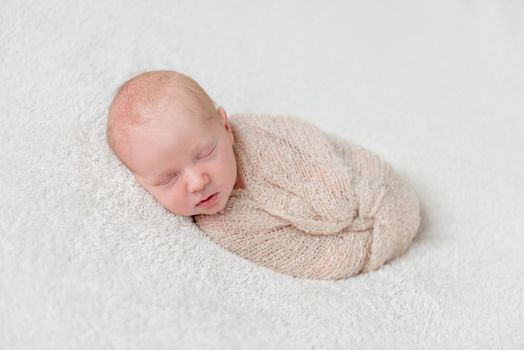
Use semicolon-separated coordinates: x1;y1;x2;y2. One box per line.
158;178;174;186
201;146;216;158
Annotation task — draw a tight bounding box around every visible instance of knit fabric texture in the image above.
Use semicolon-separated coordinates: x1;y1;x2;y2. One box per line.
193;114;421;280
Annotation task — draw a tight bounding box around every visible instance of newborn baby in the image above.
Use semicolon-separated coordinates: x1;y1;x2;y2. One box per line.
107;70;421;280
106;70;245;216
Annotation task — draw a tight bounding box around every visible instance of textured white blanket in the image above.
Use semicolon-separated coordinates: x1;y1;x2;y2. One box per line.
1;1;523;349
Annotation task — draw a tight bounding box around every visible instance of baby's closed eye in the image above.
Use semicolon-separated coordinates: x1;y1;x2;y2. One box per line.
156;146;217;186
200;146;216;158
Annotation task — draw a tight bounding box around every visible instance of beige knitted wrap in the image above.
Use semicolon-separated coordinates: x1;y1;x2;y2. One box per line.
193;114;421;280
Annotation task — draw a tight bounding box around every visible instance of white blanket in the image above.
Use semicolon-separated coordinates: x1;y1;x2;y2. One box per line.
1;0;523;349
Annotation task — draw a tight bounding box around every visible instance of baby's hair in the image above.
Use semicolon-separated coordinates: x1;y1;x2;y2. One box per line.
106;70;217;164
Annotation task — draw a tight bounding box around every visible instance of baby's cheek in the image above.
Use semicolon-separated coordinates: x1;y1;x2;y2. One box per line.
154;189;174;208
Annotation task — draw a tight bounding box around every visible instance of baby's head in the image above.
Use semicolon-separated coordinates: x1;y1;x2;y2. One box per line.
106;70;243;216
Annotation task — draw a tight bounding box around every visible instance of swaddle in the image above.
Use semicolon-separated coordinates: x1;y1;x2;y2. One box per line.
193;113;421;280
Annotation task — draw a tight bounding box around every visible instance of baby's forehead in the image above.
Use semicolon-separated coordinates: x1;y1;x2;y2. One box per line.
122;119;211;163
134;113;216;143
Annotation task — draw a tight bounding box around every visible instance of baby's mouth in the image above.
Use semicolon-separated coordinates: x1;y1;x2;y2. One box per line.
199;194;213;203
196;192;218;207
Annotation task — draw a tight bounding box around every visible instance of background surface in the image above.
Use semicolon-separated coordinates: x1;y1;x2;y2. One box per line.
1;0;523;349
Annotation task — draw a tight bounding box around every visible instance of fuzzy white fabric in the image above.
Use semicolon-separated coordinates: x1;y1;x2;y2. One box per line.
1;0;523;349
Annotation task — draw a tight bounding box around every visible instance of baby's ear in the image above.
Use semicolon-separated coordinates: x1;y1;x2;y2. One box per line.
216;106;227;121
217;107;235;143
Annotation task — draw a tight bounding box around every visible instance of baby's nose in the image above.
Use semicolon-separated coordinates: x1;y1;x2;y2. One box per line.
186;168;209;192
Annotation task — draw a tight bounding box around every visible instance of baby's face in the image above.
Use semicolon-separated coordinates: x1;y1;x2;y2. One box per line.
124;106;240;216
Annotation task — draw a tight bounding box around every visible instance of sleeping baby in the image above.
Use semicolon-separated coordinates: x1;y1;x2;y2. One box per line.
106;70;422;280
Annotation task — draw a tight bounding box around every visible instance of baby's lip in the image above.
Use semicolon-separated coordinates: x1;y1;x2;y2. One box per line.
196;193;215;205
